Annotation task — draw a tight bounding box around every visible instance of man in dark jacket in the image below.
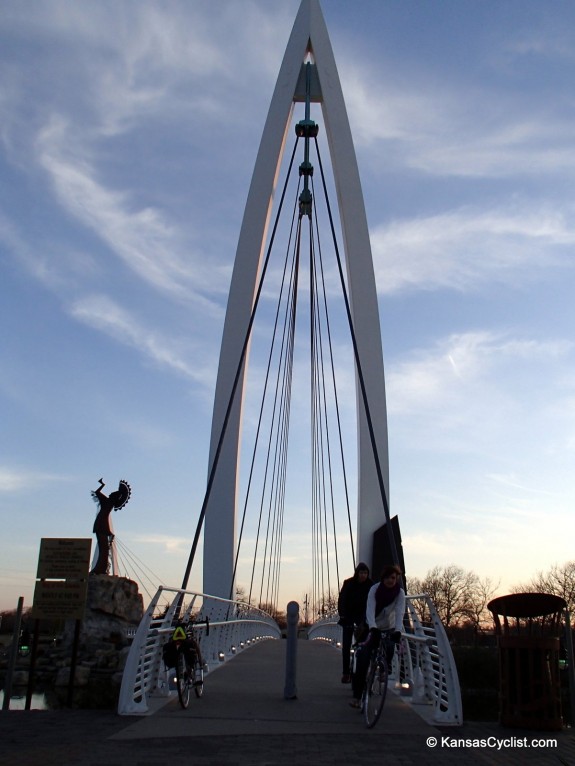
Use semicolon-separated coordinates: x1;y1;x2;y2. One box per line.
337;562;373;682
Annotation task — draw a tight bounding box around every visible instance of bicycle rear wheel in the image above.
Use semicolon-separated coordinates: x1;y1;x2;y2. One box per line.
193;660;204;698
363;655;388;728
176;651;191;709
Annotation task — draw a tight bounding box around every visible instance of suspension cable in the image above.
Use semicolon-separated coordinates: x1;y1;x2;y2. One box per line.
114;537;163;602
185;93;396;611
310;221;342;592
258;215;300;608
310;177;354;570
313;137;401;570
181;137;300;591
245;203;300;606
230;187;302;601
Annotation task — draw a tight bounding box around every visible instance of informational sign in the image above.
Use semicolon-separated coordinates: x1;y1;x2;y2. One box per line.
32;538;91;620
36;538;91;580
31;579;89;621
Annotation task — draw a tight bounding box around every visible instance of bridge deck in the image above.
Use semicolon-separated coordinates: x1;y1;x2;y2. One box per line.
115;636;432;738
2;639;574;765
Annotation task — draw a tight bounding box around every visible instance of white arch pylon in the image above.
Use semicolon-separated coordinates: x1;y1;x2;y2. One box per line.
202;0;391;599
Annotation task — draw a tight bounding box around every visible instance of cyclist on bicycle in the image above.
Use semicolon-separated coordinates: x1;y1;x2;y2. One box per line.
169;622;204;673
349;564;405;708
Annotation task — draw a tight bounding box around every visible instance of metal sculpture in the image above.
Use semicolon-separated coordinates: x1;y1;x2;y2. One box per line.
91;478;131;575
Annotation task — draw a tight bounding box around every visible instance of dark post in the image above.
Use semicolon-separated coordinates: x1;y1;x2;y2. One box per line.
564;609;575;726
24;619;40;710
2;596;24;711
284;601;299;699
67;618;82;706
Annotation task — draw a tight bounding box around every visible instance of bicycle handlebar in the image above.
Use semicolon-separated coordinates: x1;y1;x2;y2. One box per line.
183;616;210;637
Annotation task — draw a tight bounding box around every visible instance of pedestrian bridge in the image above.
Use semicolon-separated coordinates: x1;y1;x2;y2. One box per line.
118;1;461;730
118;586;462;726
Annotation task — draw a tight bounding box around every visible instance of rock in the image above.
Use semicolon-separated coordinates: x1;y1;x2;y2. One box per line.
12;670;28;685
0;577;145;708
63;575;143;647
87;575;143;624
55;665;90;687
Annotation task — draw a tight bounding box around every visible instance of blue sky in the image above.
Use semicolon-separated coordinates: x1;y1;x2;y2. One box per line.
1;0;574;613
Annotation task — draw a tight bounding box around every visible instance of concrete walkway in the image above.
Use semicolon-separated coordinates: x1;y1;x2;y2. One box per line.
1;639;574;766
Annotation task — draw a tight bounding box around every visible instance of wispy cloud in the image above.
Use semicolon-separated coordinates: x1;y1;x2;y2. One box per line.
132;533;191;554
343;64;575;179
499;19;575;65
35;116;221;303
388;330;573;417
69;294;216;386
2;2;295;314
1;1;295;138
0;210;101;291
371;205;575;294
386;330;574;462
485;472;559;495
0;467;70;492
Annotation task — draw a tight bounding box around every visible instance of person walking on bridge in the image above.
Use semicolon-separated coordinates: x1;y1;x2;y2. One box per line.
337;562;373;683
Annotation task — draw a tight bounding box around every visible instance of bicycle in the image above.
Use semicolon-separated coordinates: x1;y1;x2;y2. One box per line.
362;632;396;728
164;618;209;709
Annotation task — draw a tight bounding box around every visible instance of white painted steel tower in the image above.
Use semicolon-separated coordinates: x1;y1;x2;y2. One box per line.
201;0;391;599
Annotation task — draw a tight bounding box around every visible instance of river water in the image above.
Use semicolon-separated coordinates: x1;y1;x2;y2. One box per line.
0;689;48;710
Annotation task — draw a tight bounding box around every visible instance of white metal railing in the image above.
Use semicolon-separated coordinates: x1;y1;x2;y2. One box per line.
118;586;281;715
401;594;462;725
307;612;340;643
307;594;463;726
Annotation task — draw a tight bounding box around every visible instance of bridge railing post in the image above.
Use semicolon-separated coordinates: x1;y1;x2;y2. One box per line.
284;601;299;699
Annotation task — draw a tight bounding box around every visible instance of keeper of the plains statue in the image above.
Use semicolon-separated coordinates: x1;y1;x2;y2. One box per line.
90;477;131;575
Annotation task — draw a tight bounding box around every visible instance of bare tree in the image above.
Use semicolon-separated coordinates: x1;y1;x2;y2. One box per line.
301;593;311;626
235;584;249;603
465;575;499;631
325;588;339;614
257;602;286;627
408;565;497;631
303;587;339;619
511;560;575;614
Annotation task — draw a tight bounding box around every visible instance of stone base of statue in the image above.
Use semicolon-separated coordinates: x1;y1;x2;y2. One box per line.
4;576;145;708
63;575;144;648
36;575;146;707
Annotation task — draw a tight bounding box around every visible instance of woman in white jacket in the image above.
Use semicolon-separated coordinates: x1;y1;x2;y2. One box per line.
349;564;405;707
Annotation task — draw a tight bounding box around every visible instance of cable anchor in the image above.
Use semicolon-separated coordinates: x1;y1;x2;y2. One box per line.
295;61;319;218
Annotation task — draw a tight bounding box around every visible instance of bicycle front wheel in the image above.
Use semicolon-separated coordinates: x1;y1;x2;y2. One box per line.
176;651;191;709
364;656;388;728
